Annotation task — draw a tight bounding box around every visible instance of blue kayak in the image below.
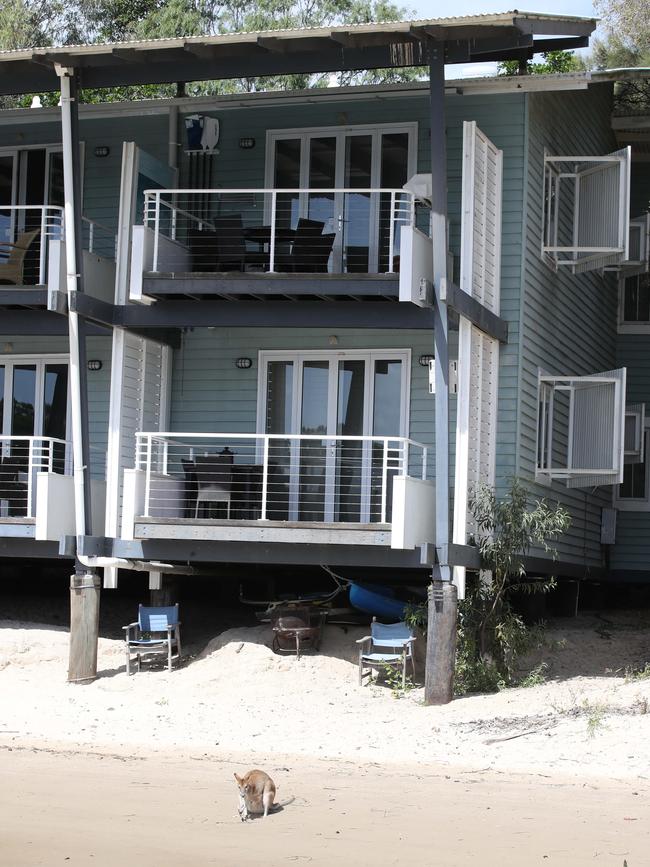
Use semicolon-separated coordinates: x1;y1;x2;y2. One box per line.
348;582;406;620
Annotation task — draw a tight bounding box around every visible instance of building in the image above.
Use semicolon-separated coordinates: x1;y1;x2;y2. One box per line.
1;14;648;617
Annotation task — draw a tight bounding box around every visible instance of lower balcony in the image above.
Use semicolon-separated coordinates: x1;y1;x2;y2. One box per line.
123;433;436;550
0;436;105;542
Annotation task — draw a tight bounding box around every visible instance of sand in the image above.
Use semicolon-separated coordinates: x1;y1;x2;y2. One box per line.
0;610;649;780
2;610;650;864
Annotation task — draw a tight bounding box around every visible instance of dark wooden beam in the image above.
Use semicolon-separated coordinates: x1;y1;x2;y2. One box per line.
445;281;509;343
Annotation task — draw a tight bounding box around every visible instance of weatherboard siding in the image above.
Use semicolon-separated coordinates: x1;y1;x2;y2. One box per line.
519;83;619;570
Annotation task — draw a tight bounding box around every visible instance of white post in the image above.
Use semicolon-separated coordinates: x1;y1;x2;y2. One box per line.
380;439;388;524
261;436;270;520
38;207;47;285
388;191;396;273
153;193;161;272
26;439;34;518
144;435;152;518
56;66;87;540
269;192;277;273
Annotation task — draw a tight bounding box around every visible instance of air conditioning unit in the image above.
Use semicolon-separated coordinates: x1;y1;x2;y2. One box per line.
403;173;432;205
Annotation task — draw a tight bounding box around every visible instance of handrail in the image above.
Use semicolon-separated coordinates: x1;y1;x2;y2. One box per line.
141;186;418;275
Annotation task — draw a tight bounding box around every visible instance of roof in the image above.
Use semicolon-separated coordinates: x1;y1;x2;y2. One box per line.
0;11;597;96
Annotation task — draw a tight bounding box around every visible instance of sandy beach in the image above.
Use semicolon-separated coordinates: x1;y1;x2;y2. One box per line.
1;608;649;864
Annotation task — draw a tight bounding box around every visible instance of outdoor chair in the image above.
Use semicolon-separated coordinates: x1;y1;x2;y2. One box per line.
356;618;416;688
276;218;335;273
123;604;182;674
181;458;198;518
0;229;40;285
194;451;234;518
271;605;327;659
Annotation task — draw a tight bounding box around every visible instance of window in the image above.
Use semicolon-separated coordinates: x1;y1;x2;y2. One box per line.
542;148;631;274
624;404;645;463
535;368;627;488
615;430;650;510
619;272;650;332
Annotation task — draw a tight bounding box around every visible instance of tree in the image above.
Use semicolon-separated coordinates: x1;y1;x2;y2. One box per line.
593;0;650;59
498;49;583;77
454;479;570;692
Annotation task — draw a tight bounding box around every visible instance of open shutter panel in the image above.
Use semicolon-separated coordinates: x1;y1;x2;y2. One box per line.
105;331;169;542
538;368;626;488
453;122;503;597
574;147;631;274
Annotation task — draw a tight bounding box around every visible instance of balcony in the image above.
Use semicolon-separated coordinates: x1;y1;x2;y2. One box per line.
122;432;435;550
0;436;105;542
129;187;431;302
0;205;115;306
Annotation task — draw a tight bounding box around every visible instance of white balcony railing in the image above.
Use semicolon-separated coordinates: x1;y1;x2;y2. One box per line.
142;188;428;277
0;436;72;519
135;432;429;525
0;206;115;286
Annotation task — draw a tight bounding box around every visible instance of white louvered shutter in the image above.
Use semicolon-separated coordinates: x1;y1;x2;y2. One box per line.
537;369;627;488
453;122;503;597
543;147;631;274
105;331;169;546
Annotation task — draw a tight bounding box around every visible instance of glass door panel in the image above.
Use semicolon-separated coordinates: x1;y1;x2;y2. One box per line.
265;360;293;519
274;138;301;261
43;364;68;473
379;133;409;272
299;360;329;521
336;360;366;522
307;137;336;233
0;154;16;244
343;135;373;273
371;359;403;522
11;364;36;469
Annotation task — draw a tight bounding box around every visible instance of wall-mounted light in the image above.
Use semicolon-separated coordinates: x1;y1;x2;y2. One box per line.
87;359;103;371
94;146;110;158
419;354;434;367
239;137;255;150
235;357;252;369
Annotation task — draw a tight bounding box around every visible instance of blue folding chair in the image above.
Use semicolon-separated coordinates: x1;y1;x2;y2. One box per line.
356;618;416;688
123;604;182;674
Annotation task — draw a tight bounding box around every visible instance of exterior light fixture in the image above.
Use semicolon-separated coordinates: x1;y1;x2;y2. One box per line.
419;354;434;367
235;357;252;369
239;137;255;149
87;359;103;371
94;146;110;158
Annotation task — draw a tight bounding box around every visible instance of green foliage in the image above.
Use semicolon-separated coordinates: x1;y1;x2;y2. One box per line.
378;661;415;698
624;662;650;682
453;479;570;695
403;601;427;636
498;50;582;77
518;661;548;688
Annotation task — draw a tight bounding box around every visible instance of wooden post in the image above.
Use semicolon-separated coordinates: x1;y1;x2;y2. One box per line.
149;572;179;607
425;579;457;705
68;572;101;683
425;39;458;705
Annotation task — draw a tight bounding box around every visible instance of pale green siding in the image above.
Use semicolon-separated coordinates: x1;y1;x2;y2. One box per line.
519;83;619;570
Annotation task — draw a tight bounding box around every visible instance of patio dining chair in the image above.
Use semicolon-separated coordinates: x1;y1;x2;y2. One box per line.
356;618;416;688
123;604;182;674
0;229;40;285
194;452;234;518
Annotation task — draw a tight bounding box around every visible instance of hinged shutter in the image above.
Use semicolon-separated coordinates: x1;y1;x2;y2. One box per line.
453;122;503;597
543;147;631;273
624;403;645;463
536;368;627;487
105;331;169;542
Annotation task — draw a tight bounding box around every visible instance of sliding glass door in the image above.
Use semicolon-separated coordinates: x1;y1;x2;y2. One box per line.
260;351;409;522
267;124;416;273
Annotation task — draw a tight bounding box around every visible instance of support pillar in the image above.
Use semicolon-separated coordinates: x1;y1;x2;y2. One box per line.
424;580;457;704
425;40;457;705
57;65;100;683
68;572;101;683
149;571;179;607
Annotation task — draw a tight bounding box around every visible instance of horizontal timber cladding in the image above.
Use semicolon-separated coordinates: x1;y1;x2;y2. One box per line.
169;327;436;453
520;83;620;571
0;334;112;480
611;336;650;574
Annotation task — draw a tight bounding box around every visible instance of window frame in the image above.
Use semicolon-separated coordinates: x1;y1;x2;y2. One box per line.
618;271;650;334
614;428;650;511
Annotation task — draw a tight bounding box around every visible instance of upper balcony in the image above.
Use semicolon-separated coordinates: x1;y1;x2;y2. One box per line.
0;205;115;307
130;187;432;302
